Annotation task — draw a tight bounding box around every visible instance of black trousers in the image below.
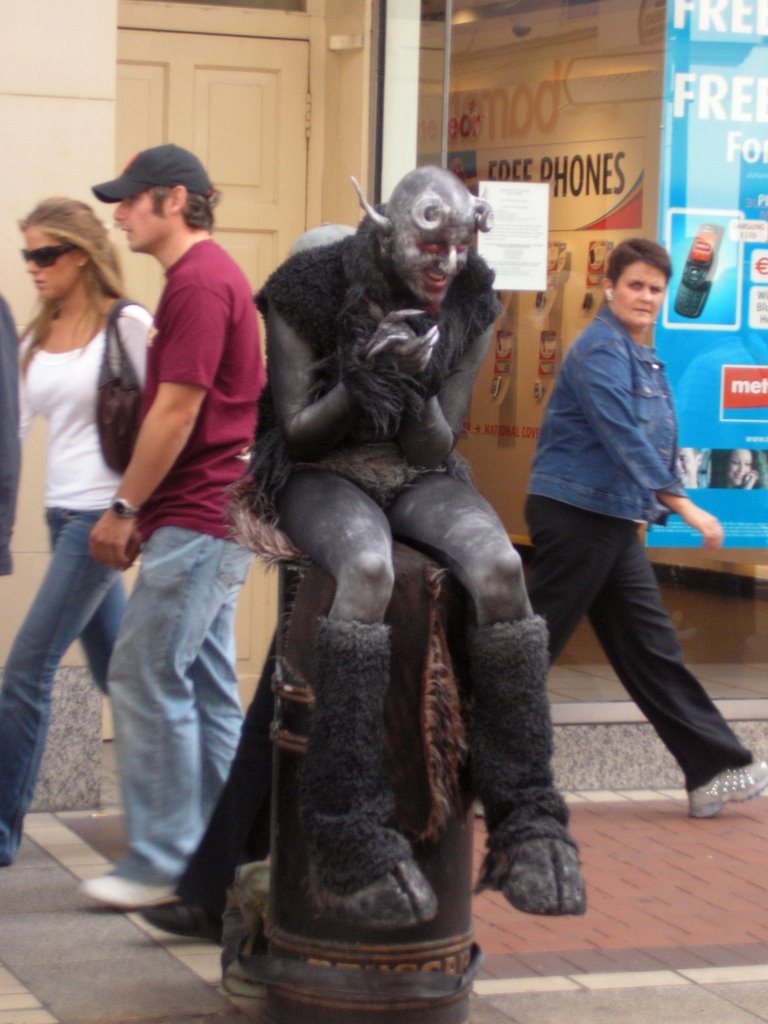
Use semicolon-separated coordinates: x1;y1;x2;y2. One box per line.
524;494;752;791
176;636;275;918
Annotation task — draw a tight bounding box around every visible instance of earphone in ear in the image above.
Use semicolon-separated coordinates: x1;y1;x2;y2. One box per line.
78;261;86;267
605;287;614;301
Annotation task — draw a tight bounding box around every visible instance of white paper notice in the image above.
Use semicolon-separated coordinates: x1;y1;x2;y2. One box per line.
477;181;549;292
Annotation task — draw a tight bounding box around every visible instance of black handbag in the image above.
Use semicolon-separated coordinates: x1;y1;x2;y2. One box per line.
96;299;144;473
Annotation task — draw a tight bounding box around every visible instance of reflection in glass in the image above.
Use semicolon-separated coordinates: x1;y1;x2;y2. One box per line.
416;0;768;703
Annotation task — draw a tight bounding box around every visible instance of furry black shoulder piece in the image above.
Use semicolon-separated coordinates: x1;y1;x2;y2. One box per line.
239;218;499;525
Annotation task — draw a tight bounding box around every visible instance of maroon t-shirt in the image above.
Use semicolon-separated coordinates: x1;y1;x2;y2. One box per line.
138;239;264;541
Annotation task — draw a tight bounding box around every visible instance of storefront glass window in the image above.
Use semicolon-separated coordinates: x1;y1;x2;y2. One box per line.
416;0;768;711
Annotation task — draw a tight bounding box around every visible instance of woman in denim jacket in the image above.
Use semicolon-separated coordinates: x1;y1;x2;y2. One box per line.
525;238;767;818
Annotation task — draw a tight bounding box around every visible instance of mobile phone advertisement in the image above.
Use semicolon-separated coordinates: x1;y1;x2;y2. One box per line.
648;0;768;547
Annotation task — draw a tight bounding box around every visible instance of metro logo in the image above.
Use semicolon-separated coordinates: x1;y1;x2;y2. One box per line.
722;365;768;410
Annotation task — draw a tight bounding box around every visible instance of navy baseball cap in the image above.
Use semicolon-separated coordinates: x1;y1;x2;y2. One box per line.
92;144;213;202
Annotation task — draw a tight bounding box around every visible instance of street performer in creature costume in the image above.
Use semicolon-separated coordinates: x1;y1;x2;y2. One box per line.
237;167;586;930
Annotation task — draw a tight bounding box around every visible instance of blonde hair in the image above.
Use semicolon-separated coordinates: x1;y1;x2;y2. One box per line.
20;197;125;371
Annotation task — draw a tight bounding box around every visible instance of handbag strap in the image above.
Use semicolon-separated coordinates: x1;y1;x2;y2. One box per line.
99;299;143;388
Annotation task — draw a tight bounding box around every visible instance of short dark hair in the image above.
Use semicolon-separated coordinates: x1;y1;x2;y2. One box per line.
149;185;220;230
606;238;672;284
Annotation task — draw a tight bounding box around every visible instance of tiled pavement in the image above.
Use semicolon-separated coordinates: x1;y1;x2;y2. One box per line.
2;751;768;1023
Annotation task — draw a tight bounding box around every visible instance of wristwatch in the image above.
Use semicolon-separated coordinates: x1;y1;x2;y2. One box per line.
111;497;140;519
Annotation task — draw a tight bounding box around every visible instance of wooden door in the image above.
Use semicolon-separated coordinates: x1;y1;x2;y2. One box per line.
116;29;309;307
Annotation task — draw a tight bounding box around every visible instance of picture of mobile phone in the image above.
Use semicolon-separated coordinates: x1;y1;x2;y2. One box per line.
673;223;723;319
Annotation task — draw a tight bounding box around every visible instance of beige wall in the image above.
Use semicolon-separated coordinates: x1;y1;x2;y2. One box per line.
0;2;118;322
0;1;379;710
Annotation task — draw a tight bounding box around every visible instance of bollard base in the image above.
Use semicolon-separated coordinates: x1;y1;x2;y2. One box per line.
265;544;478;1024
238;934;482;1024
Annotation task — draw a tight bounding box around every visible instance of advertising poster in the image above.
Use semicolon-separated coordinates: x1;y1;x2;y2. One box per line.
648;0;768;548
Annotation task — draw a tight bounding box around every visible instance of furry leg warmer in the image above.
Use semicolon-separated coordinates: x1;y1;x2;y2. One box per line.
470;616;586;916
300;617;437;928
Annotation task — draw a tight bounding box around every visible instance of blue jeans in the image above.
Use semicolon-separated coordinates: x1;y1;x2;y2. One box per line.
108;526;252;885
0;508;125;864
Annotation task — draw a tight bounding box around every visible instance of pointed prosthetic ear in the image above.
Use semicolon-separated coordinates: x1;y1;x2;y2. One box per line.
474;197;494;233
350;176;391;234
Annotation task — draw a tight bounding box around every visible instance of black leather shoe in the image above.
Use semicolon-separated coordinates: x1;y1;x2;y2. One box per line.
140;901;223;943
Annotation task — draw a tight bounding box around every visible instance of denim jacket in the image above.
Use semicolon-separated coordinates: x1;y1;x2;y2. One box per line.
527;305;684;524
0;295;19;575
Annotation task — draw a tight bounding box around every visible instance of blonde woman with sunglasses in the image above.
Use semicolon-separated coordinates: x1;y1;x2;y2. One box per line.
0;198;151;866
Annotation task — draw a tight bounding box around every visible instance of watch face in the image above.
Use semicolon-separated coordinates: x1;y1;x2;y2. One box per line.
113;499;137;518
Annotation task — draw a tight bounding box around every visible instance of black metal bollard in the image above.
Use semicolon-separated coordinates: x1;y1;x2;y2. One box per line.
254;543;481;1024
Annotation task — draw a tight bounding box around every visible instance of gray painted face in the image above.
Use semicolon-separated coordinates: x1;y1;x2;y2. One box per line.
352;167;493;313
387;169;476;310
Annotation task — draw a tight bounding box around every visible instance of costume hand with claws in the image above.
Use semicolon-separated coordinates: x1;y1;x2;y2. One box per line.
240;167;586;928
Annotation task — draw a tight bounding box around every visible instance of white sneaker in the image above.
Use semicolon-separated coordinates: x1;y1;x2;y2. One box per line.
80;874;176;910
688;760;768;818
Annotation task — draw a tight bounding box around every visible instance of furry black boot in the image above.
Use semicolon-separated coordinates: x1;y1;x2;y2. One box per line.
470;616;586;916
300;616;437;928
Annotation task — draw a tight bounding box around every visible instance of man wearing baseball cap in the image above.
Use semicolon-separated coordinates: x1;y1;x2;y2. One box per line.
83;144;266;910
91;144;214;203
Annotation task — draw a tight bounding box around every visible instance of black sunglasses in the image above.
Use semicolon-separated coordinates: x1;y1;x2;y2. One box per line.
21;244;77;268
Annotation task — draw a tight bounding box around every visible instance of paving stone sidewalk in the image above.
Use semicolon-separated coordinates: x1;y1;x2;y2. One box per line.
2;785;768;1023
